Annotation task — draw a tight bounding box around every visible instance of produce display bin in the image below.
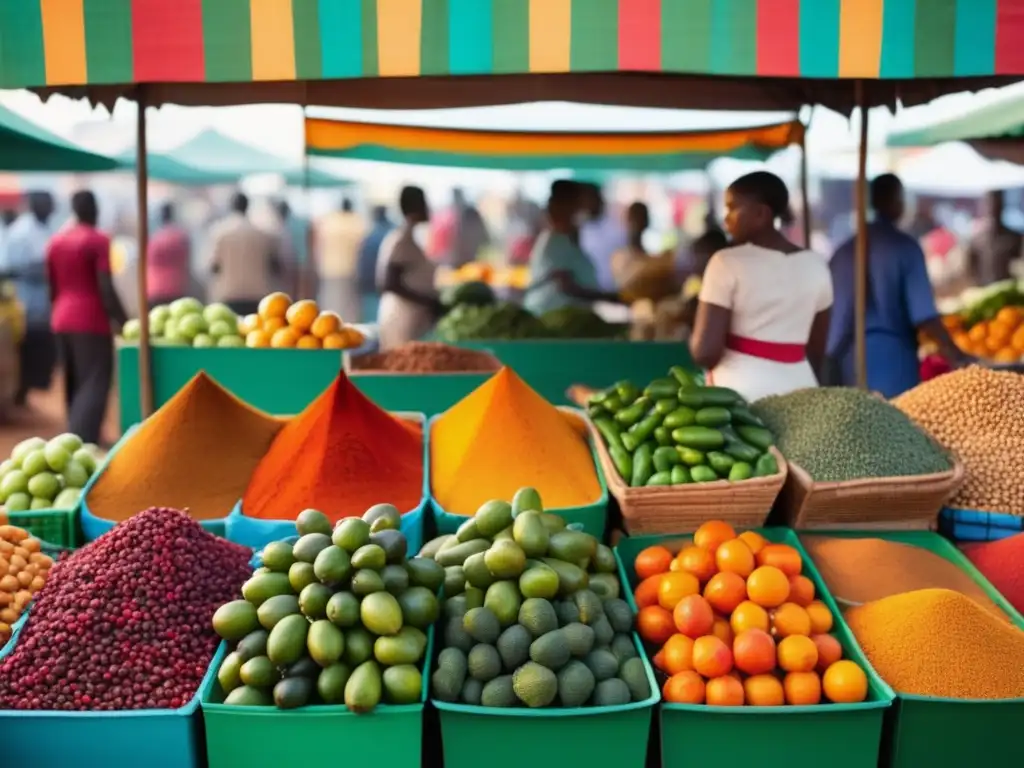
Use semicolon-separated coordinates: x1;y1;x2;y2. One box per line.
0;615;217;768
225;412;429;555
201;631;433;768
452;340;695;406
432;633;658;768
615;529;893;768
794;529;1024;768
427;409;609;538
2;507;77;548
939;506;1024;542
80;423;229;540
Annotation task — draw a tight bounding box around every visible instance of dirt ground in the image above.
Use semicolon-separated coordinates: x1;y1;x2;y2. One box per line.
0;371;121;457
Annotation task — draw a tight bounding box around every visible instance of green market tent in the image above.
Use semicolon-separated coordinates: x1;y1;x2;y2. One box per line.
113;149;238;185
0;103;116;172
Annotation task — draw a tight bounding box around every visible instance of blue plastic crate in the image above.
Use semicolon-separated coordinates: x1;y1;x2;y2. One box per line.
428;409;609;537
0;611;218;768
225;412;429;556
940;507;1024;542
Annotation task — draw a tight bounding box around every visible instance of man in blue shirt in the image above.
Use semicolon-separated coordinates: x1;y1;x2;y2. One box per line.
828;174;966;397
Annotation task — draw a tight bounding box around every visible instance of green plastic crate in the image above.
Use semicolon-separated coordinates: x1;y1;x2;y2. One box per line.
433;632;658;768
794;529;1024;768
615;529;893;768
201;629;433;768
427;410;609;537
3;508;76;548
452;340;695;405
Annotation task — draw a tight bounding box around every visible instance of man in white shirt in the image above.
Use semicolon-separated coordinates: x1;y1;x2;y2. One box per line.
314;197;365;321
205;192;280;315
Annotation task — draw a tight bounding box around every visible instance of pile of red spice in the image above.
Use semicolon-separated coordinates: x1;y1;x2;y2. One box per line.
963;533;1024;614
0;507;251;711
242;372;424;523
352;341;501;373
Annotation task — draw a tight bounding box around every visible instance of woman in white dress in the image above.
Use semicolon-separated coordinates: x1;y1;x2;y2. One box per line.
690;172;832;403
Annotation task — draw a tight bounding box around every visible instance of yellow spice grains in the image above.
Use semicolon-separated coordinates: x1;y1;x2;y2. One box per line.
801;535;1002;614
845;589;1024;699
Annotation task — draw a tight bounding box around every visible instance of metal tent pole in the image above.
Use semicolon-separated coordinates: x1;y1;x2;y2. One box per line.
854;81;870;390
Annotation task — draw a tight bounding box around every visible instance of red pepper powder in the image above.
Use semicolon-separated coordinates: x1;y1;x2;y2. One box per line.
963;533;1024;615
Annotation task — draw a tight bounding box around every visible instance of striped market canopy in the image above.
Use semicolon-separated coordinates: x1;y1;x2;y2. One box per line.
7;0;1024;110
304;116;803;171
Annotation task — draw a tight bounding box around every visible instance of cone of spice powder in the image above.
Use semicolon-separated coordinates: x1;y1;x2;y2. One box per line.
963;533;1024;615
242;372;423;523
430;367;601;514
87;373;284;523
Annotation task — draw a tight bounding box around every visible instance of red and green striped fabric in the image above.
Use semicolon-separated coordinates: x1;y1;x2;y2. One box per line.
3;0;1024;89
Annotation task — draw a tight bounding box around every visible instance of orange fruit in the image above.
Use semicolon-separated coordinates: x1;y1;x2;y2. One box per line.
270;327;300;348
322;332;347;350
692;635;733;678
783;671;822;705
238;313;261;335
755;544;802;577
637;605;676;645
245;329;271;348
732;628;776;675
1012;327;1024;352
997;306;1022;327
296;334;322;349
986;335;1005;354
704;572;747;615
661;633;695;675
309;310;341;339
342;326;366;347
634;574;667;609
262;316;287;335
657;571;700;610
744;674;784;706
787;575;815;607
635;545;674;580
993;347;1019;363
674;545;717;582
662;670;705;704
822;660;868;704
258;292;291;320
705;675;744;706
285;299;319;332
953;331;971;350
811;634;843;673
710;616;733;647
715;539;755;578
673;595;715;639
737;530;767;556
730;600;769;635
968;322;989;343
693;520;736;554
942;314;962;330
806;601;834;634
770;602;812;638
777;634;819;673
652;647;667;672
746;565;790;608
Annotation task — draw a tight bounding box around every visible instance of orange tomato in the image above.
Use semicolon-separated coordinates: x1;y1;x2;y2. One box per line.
310;311;342;339
637;605;676;645
996;306;1022;328
715;539;755;578
755;544;803;577
635;545;674;580
710;616;733;647
661;633;695;675
744;674;785;707
704;571;747;615
663;670;706;704
787;575;815;607
822;660;868;704
692;635;733;678
732;628;776;676
673;595;715;639
737;530;767;556
634;573;667;609
693;520;736;554
258;292;291;320
811;634;843;673
730;601;769;635
770;602;812;638
777;635;819;673
657;571;700;611
967;322;989;343
806;601;834;634
783;671;822;705
746;565;791;608
674;545;717;582
705;675;745;706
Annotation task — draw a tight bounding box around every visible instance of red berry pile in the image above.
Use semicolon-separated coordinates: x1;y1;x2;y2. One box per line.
0;507;252;711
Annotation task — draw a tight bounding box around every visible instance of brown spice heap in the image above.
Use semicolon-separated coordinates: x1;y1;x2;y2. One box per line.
352;342;501;374
893;366;1024;514
801;535;1002;613
845;589;1024;699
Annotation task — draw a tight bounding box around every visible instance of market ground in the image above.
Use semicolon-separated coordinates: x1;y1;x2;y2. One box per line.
0;372;120;456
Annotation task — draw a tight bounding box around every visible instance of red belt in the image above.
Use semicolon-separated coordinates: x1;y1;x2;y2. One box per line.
726;334;806;363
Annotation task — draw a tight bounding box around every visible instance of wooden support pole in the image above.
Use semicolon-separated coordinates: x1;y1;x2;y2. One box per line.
135;89;153;418
799;122;811;248
854;81;870;390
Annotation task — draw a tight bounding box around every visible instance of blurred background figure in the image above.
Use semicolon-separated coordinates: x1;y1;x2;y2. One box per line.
268;200;302;298
315;197;365;321
966;190;1022;286
611;202;651;289
206;192;280;316
146;201;191;306
2;191;56;406
429;188;489;267
578;182;627;292
46;190;126;445
356;205;393;324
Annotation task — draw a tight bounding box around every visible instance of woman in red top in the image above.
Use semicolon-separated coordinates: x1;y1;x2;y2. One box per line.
46;191;127;444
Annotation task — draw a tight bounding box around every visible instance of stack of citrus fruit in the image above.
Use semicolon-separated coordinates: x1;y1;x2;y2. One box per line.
945;308;1024;363
632;520;869;707
238;293;366;350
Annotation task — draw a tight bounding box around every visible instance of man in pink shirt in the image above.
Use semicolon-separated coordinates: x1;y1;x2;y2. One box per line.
147;202;192;305
47;190;127;444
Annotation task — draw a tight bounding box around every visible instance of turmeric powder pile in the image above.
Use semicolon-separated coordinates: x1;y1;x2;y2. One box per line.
430;367;601;514
845;589;1024;699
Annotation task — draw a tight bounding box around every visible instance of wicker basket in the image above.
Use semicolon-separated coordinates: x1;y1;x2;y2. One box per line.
778;459;965;530
590;421;788;535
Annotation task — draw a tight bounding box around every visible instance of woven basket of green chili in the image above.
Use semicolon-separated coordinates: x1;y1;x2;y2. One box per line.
752;388;965;530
